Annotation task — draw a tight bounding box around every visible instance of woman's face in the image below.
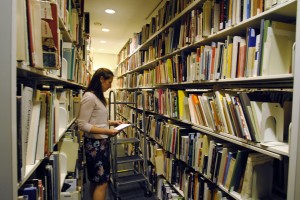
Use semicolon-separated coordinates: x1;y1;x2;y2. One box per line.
100;76;113;92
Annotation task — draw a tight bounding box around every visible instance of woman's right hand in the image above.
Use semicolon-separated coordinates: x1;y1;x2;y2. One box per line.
109;128;120;136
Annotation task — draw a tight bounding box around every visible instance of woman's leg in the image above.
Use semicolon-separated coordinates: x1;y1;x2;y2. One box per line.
92;182;108;200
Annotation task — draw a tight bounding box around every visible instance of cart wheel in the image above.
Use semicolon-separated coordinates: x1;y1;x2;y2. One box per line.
144;191;152;197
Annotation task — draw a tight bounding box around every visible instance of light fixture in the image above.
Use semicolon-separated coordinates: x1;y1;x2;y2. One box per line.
102;28;110;32
100;40;107;43
105;9;115;14
94;22;102;26
98;48;104;51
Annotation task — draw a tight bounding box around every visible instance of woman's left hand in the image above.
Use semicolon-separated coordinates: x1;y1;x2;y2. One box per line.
110;120;123;127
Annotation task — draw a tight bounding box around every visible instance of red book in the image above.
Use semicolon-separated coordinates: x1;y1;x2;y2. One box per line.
41;1;60;69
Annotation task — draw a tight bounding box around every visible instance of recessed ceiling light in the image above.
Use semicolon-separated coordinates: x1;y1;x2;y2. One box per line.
100;40;107;43
102;28;110;32
105;9;115;14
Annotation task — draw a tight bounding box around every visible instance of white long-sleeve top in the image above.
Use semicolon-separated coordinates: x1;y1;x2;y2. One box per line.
76;92;109;139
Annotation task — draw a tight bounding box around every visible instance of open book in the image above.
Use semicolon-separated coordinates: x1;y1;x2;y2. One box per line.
114;123;131;131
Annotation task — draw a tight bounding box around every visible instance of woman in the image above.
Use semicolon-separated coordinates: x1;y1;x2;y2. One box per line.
77;68;122;200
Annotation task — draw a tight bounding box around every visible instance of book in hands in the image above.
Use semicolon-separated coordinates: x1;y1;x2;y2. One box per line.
114;124;131;131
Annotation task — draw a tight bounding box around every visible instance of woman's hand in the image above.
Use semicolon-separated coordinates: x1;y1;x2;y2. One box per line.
109;120;123;127
109;128;120;136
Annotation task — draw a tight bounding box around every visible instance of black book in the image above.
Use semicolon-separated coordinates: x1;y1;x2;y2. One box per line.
180;51;187;82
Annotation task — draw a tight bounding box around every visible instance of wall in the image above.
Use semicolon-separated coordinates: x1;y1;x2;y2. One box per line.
92;52;118;98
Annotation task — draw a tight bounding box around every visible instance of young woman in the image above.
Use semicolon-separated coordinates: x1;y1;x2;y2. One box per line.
77;68;122;200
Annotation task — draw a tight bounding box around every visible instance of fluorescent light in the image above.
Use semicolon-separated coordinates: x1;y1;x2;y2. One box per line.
105;9;115;14
98;49;104;51
100;40;107;43
102;28;110;32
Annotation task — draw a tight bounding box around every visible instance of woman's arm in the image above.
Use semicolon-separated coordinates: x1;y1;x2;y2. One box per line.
77;93;119;136
89;126;119;136
108;120;123;127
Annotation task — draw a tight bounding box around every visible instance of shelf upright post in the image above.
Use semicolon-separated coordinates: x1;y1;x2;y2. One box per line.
288;3;300;199
141;91;150;194
108;90;118;192
134;90;138;170
0;0;17;199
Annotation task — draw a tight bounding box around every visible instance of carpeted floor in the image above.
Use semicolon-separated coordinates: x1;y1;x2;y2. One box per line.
82;144;157;200
83;180;156;200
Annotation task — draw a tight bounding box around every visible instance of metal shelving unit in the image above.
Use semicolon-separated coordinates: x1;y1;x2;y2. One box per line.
108;90;151;200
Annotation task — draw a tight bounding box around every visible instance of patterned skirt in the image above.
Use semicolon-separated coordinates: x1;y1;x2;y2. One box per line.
84;136;111;184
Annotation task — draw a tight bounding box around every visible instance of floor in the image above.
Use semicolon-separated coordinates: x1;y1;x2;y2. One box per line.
82;143;157;200
83;180;156;200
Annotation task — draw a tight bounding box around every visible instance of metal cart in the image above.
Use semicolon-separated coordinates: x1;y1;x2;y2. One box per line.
108;90;151;200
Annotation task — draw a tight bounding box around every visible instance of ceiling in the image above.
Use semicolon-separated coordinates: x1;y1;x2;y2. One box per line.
84;0;163;55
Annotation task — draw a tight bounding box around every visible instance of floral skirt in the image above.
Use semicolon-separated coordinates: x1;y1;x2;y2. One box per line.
84;137;110;184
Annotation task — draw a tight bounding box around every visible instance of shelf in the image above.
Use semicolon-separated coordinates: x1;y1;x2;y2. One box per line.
59;152;68;190
140;0;202;50
134;126;145;134
114;0;299;199
18;114;76;189
192;126;286;160
160;176;185;198
117;0;297;82
116;112;130;122
205;0;297;44
115;137;140;144
130;105;288;159
18;160;43;188
119;73;294;90
58;118;77;142
17;66;86;89
218;185;242;200
117;0;203;67
59;17;72;43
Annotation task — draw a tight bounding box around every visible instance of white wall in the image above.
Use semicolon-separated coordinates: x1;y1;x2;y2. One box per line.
92;52;118;98
92;52;117;71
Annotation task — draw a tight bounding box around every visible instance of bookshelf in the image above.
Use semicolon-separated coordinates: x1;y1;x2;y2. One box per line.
115;0;300;199
0;1;17;199
0;0;89;199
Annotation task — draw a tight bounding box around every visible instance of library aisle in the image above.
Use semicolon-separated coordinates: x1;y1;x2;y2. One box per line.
83;179;156;200
83;144;156;200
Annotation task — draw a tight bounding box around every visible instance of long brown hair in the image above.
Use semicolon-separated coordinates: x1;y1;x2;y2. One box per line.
84;68;114;106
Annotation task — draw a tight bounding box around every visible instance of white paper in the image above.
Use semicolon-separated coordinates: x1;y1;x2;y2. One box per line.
114;123;131;131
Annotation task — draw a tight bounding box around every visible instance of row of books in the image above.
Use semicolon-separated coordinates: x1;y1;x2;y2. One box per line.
116;90;155;112
146;161;185;199
18;179;44;200
16;0;91;85
18;149;81;200
117;88;292;144
117;0;293;74
116;92;288;199
117;40;130;64
18;153;62;200
144;122;278;199
117;0;194;66
157;177;184;200
117;19;295;89
62;42;91;84
16;85;81;182
185;90;292;144
122;0;290;60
